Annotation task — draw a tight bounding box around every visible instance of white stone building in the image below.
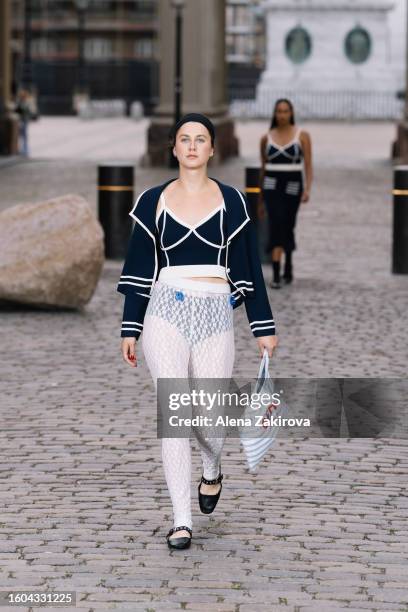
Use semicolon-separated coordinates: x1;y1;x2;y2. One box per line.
231;0;407;119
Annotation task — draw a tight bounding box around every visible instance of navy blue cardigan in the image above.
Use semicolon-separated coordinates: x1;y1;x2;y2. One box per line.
117;177;277;340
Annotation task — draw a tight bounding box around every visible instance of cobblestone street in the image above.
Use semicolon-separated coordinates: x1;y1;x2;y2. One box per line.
0;120;407;611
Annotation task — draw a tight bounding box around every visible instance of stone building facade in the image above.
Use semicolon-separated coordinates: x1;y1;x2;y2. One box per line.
231;0;407;119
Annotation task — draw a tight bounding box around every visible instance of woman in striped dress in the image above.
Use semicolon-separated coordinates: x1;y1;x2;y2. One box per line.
258;99;313;288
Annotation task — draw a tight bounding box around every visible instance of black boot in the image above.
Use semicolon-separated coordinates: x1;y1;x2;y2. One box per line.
283;251;293;284
270;260;281;289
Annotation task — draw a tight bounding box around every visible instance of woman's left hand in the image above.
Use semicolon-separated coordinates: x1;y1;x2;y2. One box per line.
301;190;310;203
257;335;279;358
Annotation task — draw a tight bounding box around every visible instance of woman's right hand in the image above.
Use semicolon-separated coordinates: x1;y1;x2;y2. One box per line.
121;337;137;367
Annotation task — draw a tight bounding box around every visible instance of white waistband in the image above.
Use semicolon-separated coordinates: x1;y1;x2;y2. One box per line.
156;277;231;294
265;163;303;171
158;264;228;281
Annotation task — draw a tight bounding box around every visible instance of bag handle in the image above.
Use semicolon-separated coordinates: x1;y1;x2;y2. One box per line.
263;348;270;376
255;348;270;393
259;348;270;378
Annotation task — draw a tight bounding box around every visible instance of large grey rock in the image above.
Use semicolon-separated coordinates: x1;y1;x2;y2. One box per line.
0;194;104;308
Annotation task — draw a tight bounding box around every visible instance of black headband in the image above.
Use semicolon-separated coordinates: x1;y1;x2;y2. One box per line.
170;113;215;146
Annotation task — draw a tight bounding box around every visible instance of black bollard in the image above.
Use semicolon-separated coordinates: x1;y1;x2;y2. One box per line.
245;166;261;222
392;165;408;274
245;166;268;263
98;163;134;259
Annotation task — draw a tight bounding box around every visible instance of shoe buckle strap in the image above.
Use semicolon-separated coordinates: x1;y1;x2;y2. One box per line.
167;525;192;538
201;473;223;485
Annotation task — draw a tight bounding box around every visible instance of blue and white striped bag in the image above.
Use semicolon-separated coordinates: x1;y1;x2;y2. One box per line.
239;348;288;472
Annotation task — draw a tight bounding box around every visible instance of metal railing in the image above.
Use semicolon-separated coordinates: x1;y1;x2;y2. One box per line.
230;89;405;120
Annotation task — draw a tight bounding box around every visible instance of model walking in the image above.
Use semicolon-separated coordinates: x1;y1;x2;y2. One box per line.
258;98;313;288
118;113;278;550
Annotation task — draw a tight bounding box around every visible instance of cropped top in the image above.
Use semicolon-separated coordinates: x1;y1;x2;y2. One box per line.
155;192;228;281
264;128;303;170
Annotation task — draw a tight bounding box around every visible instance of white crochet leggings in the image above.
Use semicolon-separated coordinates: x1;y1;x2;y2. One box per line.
142;278;235;531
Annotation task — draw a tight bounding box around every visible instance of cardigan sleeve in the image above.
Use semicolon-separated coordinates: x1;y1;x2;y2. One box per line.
120;292;149;339
243;217;276;338
117;211;158;340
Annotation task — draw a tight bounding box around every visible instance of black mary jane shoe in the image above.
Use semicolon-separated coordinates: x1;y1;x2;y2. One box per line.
166;525;192;550
198;470;223;514
282;275;293;285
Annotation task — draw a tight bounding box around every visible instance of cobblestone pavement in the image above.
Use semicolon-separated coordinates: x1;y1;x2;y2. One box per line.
1;120;408;611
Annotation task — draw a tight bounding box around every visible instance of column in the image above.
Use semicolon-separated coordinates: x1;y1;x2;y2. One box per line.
146;0;239;166
0;0;18;155
395;1;408;161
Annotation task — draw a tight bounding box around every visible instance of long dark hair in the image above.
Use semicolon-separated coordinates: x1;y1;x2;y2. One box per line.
270;98;296;129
